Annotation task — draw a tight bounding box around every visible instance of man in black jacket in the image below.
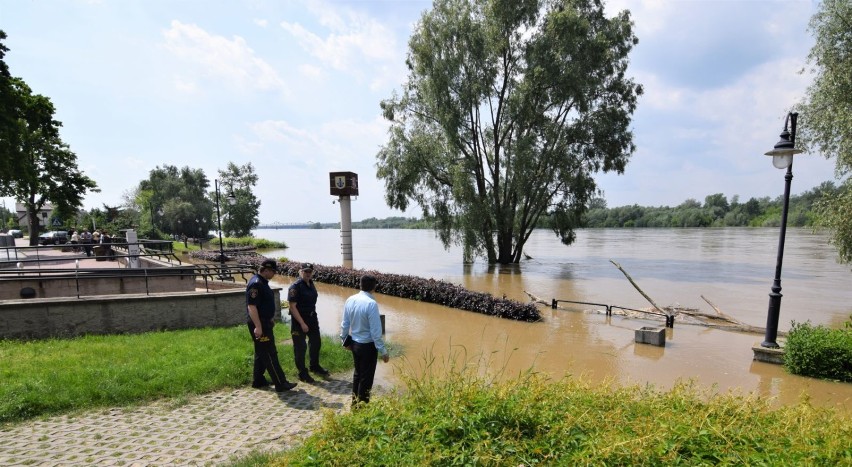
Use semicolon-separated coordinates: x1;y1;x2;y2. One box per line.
246;259;296;392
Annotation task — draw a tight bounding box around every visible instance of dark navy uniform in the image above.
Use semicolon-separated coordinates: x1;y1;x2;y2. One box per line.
288;276;323;378
246;272;290;389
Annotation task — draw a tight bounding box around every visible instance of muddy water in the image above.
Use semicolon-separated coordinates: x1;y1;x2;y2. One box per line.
262;228;852;412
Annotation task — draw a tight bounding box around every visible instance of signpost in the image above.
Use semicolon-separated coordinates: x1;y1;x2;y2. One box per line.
329;171;358;267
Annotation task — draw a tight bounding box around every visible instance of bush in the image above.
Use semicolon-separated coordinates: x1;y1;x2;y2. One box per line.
784;316;852;382
234;256;541;322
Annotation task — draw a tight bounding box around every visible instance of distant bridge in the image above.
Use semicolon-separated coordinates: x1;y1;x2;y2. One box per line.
256;222;326;230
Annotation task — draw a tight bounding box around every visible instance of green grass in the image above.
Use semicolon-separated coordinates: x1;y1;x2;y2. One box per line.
266;352;852;466
0;327;353;424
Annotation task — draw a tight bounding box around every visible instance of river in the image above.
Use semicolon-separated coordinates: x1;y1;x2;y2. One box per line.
254;227;852;411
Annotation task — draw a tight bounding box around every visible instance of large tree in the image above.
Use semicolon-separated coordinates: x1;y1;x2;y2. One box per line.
0;30;19;186
376;0;642;264
216;162;260;237
0;75;98;245
795;0;852;264
138;165;213;239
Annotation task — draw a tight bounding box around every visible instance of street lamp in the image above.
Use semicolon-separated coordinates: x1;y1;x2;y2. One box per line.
214;179;237;264
149;206;163;238
761;112;804;349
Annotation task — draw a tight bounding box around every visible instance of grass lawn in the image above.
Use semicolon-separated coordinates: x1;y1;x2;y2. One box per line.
0;326;353;424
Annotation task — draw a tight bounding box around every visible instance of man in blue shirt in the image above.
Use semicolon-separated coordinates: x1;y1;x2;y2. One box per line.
246;259;296;392
340;275;389;405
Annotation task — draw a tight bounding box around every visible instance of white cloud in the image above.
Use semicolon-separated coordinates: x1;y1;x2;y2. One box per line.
162;20;287;94
254;18;268;28
298;63;324;79
280;0;401;84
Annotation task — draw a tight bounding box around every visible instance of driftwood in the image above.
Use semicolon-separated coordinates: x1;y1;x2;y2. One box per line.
609;260;669;317
523;261;783;337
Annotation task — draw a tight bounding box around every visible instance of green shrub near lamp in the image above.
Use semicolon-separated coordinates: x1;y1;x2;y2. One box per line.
784;315;852;382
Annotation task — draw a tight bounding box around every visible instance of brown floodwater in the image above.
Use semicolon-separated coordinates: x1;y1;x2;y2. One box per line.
264;228;852;412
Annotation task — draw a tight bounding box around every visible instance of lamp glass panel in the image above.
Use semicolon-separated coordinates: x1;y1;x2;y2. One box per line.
772;154;793;169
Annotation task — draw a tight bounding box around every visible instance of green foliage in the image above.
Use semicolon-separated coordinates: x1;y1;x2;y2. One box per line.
784;318;852;382
216;236;287;249
815;180;852;265
274;354;852;465
217;162;261;237
0;31;99;245
376;0;642;264
0;329;353;424
351;216;427;229
580;182;836;228
796;0;852;264
146;165;215;238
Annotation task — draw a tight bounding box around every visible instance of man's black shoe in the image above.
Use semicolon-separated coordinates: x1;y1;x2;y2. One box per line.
298;373;316;383
251;380;271;389
275;381;297;392
310;366;330;376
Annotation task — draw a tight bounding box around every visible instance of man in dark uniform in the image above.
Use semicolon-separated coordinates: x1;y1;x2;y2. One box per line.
246;259;296;392
288;262;329;383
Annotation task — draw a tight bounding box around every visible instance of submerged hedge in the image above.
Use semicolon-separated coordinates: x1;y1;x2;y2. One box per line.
234;257;541;322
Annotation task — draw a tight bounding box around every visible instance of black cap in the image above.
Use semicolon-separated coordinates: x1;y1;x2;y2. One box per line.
300;262;314;271
260;259;277;271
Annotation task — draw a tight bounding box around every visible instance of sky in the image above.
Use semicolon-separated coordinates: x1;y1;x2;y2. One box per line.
1;0;838;224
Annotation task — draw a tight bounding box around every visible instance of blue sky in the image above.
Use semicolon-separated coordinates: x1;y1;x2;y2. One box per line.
1;0;836;224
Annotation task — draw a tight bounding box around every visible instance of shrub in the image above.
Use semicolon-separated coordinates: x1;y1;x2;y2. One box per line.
784;316;852;382
235;257;541;322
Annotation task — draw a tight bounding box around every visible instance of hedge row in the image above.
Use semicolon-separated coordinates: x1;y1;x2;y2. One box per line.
232;256;541;322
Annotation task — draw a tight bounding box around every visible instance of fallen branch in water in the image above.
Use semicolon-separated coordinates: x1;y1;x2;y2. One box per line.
609;260;669;317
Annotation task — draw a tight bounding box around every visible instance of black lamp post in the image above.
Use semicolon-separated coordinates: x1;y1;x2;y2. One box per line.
149;206;163;238
214;179;236;265
761;112;804;349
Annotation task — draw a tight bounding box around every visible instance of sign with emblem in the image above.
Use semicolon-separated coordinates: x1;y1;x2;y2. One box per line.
329;171;359;196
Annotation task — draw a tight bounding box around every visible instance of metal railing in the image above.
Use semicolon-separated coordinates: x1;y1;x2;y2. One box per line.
0;240;256;298
551;298;675;328
0;264;255;298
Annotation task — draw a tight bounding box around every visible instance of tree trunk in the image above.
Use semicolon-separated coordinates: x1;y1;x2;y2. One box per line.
27;205;39;246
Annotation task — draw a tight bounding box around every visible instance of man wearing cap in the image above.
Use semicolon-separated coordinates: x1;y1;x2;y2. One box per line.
246;259;297;392
288;262;329;383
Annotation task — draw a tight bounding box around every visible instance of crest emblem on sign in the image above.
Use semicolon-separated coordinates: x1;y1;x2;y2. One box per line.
335;176;346;188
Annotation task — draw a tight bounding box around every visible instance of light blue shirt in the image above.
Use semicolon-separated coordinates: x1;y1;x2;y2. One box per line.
340;290;387;357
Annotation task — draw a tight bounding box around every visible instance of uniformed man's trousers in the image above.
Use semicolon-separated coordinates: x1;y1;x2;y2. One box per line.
292;323;321;375
247;322;288;387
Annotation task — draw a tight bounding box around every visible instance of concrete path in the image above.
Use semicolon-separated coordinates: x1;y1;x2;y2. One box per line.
0;376;355;466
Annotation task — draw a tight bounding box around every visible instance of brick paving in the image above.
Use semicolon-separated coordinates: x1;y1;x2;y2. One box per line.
0;377;355;466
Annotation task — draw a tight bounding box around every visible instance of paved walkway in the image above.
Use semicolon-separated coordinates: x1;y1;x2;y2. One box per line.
0;376;357;466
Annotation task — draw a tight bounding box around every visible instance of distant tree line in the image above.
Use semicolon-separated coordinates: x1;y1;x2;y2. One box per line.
339;182;838;230
577;182;838;228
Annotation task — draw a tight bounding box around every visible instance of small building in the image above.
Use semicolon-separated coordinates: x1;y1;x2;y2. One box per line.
15;202;54;229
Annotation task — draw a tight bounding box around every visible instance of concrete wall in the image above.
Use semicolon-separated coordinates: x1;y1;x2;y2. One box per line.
0;288;282;339
0;269;199;300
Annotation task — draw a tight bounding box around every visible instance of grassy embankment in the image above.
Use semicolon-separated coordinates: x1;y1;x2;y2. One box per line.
227;352;852;466
0;327;352;425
